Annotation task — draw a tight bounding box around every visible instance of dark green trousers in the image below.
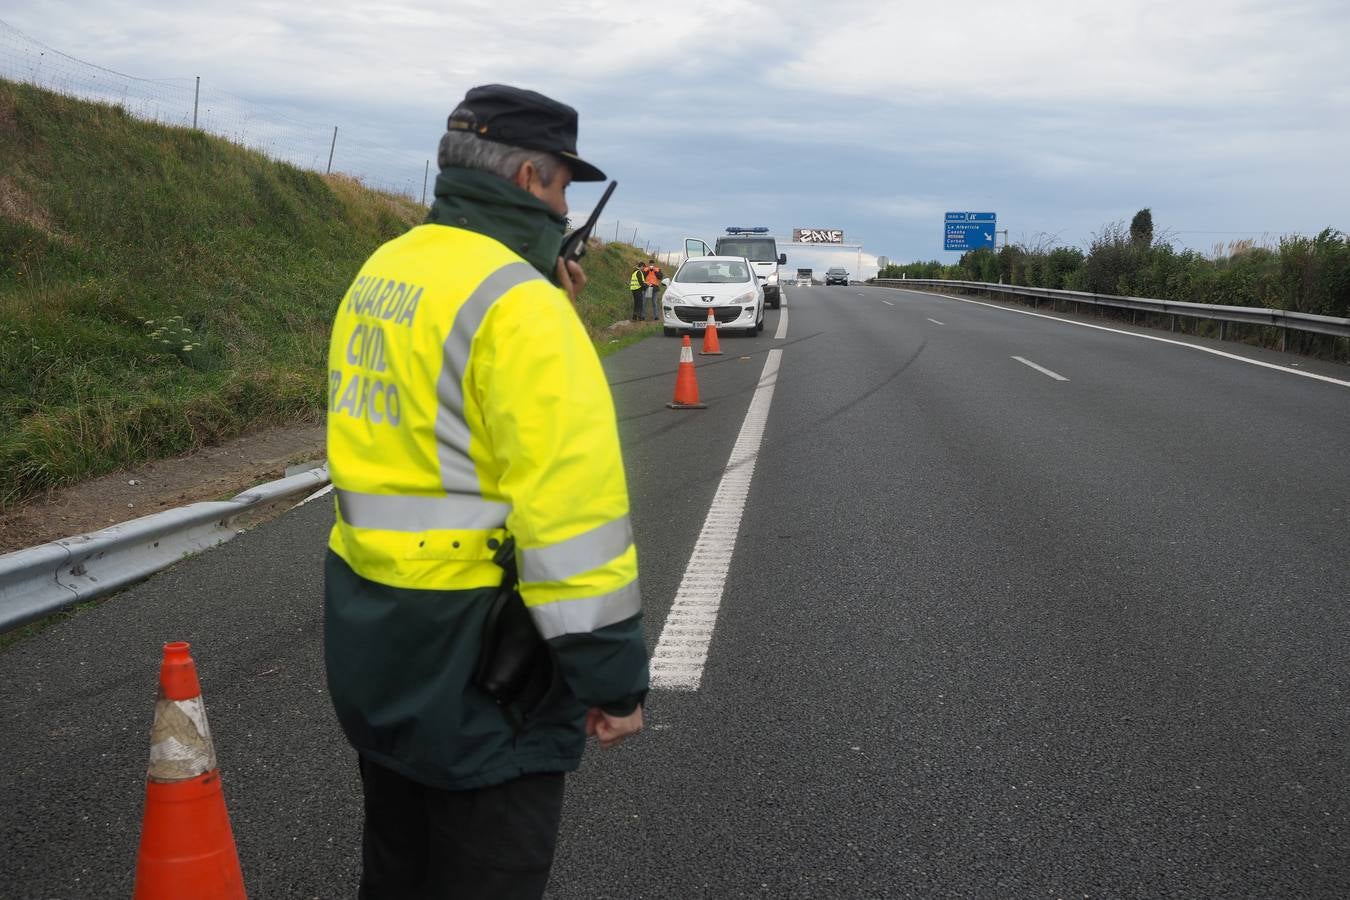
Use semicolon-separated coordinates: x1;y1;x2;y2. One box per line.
358;755;566;900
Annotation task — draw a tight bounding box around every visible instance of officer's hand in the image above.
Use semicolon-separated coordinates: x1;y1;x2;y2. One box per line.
555;257;587;302
585;706;643;749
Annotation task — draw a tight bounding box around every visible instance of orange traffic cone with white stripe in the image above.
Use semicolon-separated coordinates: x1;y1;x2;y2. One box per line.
133;642;246;900
699;308;723;356
667;335;707;409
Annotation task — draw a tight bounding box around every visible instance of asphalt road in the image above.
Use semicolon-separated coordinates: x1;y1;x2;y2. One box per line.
1;284;1346;898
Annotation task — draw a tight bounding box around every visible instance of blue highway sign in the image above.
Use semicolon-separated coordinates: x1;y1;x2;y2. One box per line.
945;211;997;251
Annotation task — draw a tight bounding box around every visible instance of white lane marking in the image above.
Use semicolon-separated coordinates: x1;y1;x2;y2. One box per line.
1013;356;1069;381
292;483;334;508
880;299;895;306
888;289;1350;389
774;303;789;339
927;318;944;325
651;349;783;691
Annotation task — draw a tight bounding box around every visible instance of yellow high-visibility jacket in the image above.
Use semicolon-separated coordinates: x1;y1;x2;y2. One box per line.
324;220;647;788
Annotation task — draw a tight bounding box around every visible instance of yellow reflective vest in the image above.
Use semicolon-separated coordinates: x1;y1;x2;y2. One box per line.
629;267;643;290
327;224;639;642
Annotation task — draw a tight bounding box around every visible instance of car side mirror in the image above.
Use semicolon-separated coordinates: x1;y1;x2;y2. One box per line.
778;254;787;264
662;278;670;285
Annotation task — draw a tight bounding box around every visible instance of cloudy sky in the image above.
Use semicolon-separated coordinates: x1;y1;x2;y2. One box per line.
3;0;1349;276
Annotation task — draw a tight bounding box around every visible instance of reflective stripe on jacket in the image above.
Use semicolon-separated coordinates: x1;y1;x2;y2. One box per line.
629;268;643;290
327;223;640;638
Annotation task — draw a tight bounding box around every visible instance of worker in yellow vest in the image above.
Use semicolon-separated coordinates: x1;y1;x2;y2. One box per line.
324;84;647;899
629;259;646;320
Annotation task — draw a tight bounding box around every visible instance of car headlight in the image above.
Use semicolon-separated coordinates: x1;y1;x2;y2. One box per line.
766;272;778;284
732;291;756;304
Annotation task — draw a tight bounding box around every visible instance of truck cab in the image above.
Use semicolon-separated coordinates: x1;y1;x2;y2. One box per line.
685;227;787;309
796;268;813;287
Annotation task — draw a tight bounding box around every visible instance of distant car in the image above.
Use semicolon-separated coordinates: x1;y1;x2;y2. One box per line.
662;256;765;337
825;267;849;286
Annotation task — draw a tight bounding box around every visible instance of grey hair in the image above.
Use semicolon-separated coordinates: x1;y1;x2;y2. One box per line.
436;130;561;186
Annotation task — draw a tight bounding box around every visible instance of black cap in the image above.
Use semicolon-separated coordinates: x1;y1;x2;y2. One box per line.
447;84;606;182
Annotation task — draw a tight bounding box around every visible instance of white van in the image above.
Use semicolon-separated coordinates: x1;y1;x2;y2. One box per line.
685;227;786;309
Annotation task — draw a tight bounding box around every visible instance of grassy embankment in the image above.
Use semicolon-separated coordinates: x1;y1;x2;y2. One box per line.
0;78;653;511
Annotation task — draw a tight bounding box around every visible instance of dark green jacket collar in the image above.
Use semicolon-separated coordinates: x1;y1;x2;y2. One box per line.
426;167;565;278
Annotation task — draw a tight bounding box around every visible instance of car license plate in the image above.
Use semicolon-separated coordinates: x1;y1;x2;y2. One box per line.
692;320;709;328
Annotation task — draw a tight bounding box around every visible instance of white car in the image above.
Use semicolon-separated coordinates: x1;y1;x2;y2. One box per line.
662;256;765;337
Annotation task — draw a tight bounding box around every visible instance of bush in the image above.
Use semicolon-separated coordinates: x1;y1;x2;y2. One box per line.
879;213;1347;356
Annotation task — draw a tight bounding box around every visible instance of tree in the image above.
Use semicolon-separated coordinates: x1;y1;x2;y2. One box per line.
1130;208;1154;249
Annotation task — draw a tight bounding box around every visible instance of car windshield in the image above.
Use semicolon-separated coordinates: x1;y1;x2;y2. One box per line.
828;268;847;275
675;260;752;284
716;239;778;262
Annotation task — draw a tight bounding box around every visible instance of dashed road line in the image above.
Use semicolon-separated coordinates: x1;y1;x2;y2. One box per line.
927;318;944;325
1012;356;1069;381
650;349;783;690
880;300;895;307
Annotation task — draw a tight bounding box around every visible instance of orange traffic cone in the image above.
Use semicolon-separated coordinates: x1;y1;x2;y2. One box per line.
133;642;246;900
699;308;723;356
667;335;707;409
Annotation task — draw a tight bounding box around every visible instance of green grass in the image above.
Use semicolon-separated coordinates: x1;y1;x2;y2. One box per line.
0;78;654;510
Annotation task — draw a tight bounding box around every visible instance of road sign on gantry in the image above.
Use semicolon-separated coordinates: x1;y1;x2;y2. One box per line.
944;212;996;251
794;228;844;244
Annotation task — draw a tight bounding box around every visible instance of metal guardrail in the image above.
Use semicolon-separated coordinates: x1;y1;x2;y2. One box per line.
872;279;1350;342
0;465;331;634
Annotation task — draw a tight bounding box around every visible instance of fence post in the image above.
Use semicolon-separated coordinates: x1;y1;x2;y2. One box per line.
326;126;338;174
421;159;429;205
192;76;200;129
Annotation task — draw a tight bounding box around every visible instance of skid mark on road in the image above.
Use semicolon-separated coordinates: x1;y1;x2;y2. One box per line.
890;289;1350;390
650;349;782;690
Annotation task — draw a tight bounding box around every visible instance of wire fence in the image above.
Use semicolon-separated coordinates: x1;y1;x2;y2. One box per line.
0;18;427;200
0;19;672;253
591;221;680;264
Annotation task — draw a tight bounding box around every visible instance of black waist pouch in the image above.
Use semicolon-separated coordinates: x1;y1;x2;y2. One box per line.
472;538;552;714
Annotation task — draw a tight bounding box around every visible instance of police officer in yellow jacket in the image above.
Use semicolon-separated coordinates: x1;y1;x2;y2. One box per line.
324;84;648;899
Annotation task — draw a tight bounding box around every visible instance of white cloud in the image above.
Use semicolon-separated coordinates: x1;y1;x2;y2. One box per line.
3;0;1346;264
769;0;1350;107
